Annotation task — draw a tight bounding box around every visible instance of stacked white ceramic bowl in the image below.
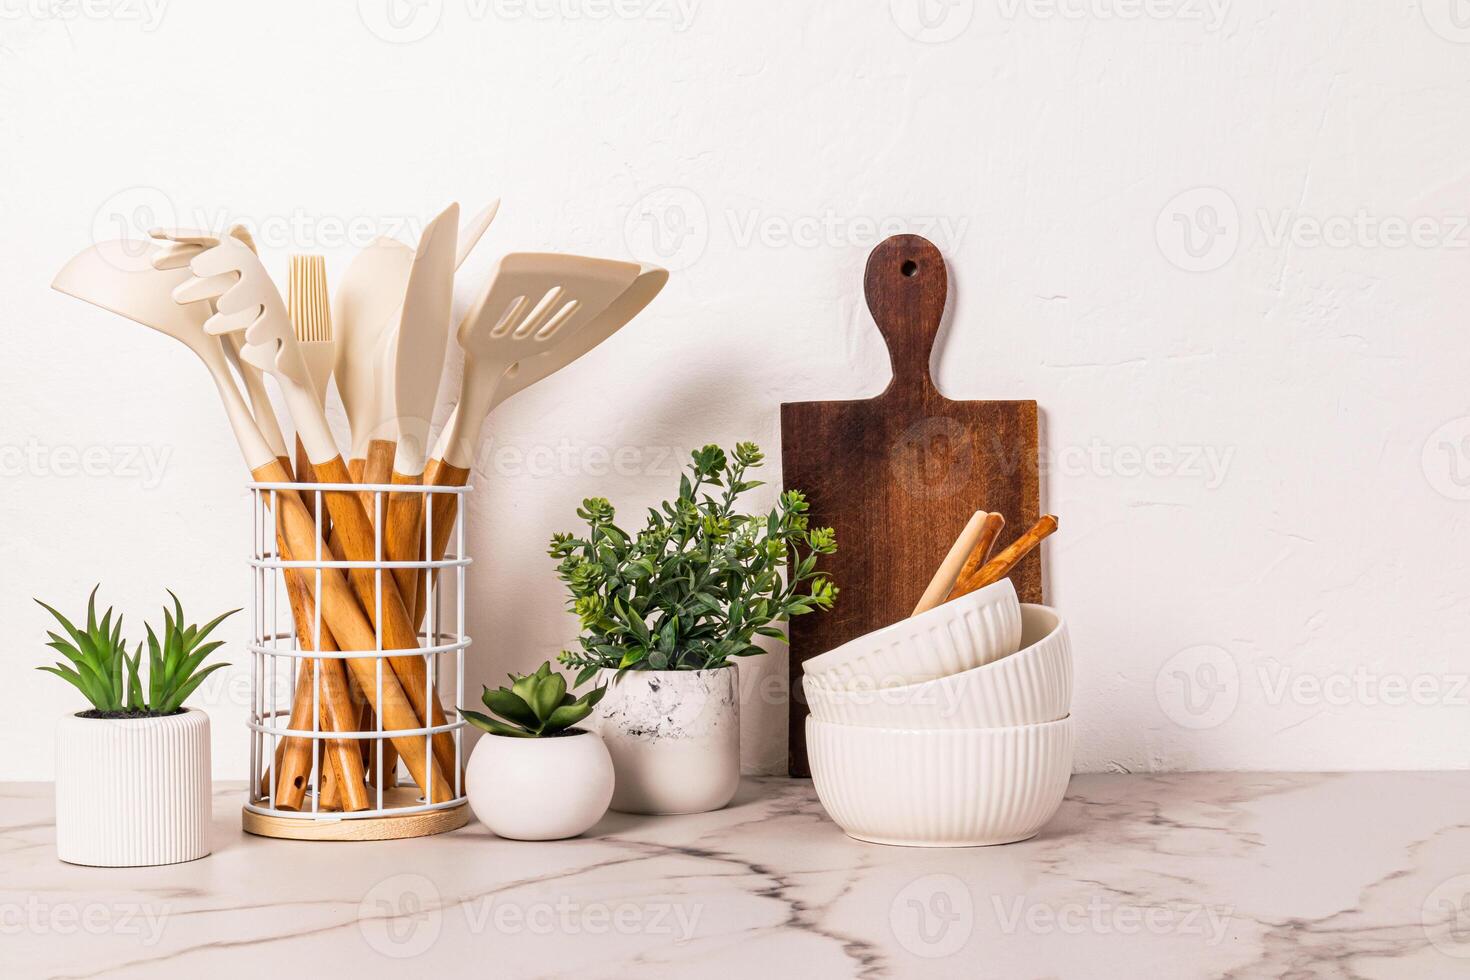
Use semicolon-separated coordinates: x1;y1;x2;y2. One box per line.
802;579;1073;846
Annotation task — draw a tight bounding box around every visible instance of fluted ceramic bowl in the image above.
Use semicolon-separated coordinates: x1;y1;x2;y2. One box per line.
803;604;1070;729
801;578;1021;690
806;715;1073;847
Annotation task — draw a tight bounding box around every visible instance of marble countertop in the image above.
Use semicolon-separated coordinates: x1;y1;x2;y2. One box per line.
3;772;1469;978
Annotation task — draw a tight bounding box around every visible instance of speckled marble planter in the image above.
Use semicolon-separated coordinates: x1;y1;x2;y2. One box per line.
592;666;740;815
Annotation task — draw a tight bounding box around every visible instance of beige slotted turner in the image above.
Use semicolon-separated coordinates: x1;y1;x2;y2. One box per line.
436;253;643;471
412;253;643;625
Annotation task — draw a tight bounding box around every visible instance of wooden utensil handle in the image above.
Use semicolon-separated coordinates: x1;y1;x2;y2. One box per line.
957;514;1058;596
255;455;360;810
252;459;455;803
263;659;338;806
413;458;472;630
945;512;1005;602
311;455;460;787
384;470;426;618
358;438;396;514
264;454;367;812
864;234;948;401
268;566;369;812
912;510;985;616
360;459;406;786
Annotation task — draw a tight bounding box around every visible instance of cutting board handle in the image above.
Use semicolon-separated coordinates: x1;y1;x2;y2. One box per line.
865;234;948;402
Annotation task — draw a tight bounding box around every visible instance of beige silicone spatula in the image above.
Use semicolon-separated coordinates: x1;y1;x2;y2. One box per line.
334;237;411;480
334;201;500;481
333;201;496;780
378;204;459;616
386;205;458;473
355;202;460;493
428;263;668;444
456;200;500;269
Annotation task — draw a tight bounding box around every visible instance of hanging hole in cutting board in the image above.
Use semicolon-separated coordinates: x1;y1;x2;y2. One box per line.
900;259;918;277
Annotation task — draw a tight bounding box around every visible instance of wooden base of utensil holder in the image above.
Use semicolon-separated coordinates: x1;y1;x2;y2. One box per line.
242;791;470;841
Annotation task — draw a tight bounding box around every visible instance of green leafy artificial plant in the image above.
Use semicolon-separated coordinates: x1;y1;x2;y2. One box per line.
551;442;838;686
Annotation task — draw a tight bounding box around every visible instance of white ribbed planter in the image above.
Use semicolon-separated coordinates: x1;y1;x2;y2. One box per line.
592;666;740;815
55;708;211;867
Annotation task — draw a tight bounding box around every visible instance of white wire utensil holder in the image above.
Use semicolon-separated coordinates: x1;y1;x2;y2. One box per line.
242;479;472;841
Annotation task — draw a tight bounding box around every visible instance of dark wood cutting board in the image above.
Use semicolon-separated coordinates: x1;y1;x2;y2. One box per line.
782;234;1042;776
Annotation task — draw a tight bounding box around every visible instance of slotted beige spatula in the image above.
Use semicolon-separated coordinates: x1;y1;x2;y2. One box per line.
429;263;668;444
437;253;642;471
411;253;642;625
489;262;667;412
221;225;291;465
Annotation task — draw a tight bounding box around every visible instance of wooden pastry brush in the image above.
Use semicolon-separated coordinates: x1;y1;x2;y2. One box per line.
277;256;372;810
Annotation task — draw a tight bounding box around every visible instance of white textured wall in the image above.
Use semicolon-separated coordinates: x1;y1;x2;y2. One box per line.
4;1;1469;779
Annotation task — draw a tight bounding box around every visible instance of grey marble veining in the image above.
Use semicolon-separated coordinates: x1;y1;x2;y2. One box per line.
2;773;1469;978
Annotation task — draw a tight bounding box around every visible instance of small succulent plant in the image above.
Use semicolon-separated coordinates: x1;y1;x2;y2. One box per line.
459;661;605;738
36;587;236;717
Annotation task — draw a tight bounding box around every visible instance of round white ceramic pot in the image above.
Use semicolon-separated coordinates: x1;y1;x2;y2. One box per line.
55;708;211;867
592;666;740;815
465;728;614;840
